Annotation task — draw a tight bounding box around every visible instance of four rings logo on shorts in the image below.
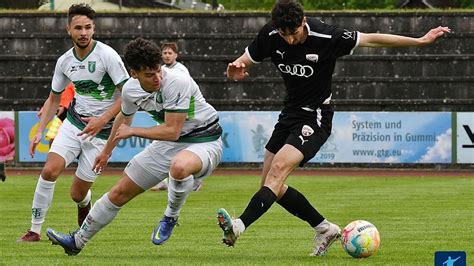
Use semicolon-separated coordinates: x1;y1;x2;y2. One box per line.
278;64;314;78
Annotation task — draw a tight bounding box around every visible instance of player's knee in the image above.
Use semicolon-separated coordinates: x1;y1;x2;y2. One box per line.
268;161;286;178
40;165;61;181
169;160;188;179
70;190;83;203
265;162;287;187
108;186;128;206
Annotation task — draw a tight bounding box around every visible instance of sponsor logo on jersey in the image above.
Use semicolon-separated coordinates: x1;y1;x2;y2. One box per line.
70;65;85;72
276;50;285;59
305;54;319;63
278;64;314;78
88;61;96;73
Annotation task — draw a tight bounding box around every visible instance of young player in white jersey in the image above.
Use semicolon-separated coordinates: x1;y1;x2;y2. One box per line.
161;42;190;75
18;4;129;242
46;38;223;255
152;41;204;192
217;0;450;257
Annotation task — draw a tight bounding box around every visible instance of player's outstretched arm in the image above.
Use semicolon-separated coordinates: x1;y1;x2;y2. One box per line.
93;111;133;174
29;92;61;157
227;53;253;81
359;26;451;48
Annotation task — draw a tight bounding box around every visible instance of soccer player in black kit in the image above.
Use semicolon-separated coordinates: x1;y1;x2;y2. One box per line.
217;0;450;256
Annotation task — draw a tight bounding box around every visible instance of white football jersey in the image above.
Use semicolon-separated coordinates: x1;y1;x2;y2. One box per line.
163;61;190;76
52;40;129;117
121;67;220;143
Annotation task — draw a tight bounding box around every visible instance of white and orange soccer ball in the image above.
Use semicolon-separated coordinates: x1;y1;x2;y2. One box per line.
341;220;380;258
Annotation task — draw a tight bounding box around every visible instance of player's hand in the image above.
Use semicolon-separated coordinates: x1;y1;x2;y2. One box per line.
227;62;249;81
112;124;133;142
29;132;43;158
78;116;106;140
419;26;451;45
56;106;66;117
37;107;44;118
93;152;111;175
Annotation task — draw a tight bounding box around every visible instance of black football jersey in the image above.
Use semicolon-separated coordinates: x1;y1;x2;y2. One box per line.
246;17;358;111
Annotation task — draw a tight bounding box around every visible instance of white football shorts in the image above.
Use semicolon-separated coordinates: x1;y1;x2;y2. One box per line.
124;138;223;190
49;119;107;182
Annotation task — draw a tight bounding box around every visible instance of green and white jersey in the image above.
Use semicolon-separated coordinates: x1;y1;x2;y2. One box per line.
121;67;221;143
51;41;129;139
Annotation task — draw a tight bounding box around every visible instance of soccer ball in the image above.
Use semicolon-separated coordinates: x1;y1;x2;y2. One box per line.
341;220;380;258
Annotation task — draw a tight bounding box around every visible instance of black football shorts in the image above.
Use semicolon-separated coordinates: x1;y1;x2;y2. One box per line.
265;107;333;166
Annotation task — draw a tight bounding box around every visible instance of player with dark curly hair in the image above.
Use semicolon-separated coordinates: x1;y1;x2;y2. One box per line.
217;0;450;256
46;37;223;256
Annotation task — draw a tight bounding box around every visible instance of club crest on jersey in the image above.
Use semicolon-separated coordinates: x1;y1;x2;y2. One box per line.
305;54;319;63
88;61;96;73
301;125;314;137
155;92;163;104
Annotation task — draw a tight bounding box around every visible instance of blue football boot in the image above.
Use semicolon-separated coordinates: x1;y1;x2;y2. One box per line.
151;215;178;245
46;228;82;256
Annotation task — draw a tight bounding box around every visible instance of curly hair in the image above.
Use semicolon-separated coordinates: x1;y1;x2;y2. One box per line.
124;38;162;71
68;3;95;24
271;0;305;32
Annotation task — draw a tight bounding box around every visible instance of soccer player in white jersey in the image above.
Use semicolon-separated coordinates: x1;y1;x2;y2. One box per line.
152;41;204;192
18;4;129;242
161;42;190;75
154;42;189;192
46;38;223;255
217;0;450;257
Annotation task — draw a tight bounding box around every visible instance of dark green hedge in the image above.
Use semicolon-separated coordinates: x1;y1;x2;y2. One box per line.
205;0;474;10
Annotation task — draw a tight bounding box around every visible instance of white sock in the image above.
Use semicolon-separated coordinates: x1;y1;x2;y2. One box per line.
77;189;91;208
234;218;246;234
30;175;56;234
164;174;193;218
75;192;121;248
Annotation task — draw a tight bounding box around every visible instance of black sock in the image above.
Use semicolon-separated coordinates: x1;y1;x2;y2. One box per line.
239;186;277;228
277;186;325;227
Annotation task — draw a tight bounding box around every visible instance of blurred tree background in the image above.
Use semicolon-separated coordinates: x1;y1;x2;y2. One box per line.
202;0;474;10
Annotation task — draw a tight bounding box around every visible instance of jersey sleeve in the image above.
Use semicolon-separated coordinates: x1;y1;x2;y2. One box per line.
51;57;70;94
329;25;359;58
246;24;273;63
120;84;139;116
104;48;130;87
162;78;191;113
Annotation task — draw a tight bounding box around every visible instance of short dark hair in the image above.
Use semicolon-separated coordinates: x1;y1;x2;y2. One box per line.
68;3;95;24
271;0;305;32
124;38;162;71
161;42;179;54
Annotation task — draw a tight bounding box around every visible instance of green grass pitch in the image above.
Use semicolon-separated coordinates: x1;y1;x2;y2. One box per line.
0;173;472;265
